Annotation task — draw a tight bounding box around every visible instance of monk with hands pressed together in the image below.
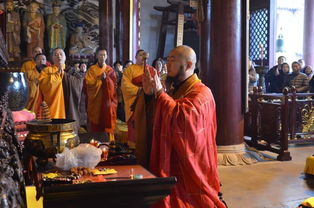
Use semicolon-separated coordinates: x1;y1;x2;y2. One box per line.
142;45;226;208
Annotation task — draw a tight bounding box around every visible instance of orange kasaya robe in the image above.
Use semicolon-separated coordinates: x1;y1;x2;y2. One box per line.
21;60;36;73
21;60;51;73
23;65;43;115
85;64;118;133
121;64;156;144
150;74;226;208
38;65;65;119
21;60;52;73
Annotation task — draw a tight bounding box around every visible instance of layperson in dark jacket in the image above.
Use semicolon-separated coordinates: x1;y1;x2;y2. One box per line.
265;56;286;93
304;65;313;80
276;62;291;93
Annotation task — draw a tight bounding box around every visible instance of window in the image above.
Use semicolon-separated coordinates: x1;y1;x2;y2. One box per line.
275;0;304;64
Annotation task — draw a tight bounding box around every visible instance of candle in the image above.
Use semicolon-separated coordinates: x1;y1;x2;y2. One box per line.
90;139;99;147
129;168;134;179
101;147;109;161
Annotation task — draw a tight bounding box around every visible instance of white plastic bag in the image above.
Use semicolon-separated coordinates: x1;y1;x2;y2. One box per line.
55;148;77;170
56;144;102;170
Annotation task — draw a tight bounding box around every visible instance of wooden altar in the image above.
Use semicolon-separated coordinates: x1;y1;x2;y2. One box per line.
42;165;176;208
245;87;314;161
28;162;176;208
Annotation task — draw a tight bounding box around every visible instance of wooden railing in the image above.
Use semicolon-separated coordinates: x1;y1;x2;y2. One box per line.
245;87;314;161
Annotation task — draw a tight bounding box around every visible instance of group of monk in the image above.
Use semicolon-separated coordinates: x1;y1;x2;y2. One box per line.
22;45;226;208
22;46;117;140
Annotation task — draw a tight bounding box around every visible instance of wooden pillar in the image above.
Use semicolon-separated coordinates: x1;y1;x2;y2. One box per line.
114;0;140;63
131;0;140;60
116;0;130;63
210;0;243;146
122;0;130;62
156;10;169;58
303;0;314;66
99;0;113;66
115;0;122;62
199;0;211;84
200;0;254;165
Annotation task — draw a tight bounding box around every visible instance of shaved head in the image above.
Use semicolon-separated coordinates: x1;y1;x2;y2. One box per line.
52;48;66;65
173;45;197;69
167;45;197;83
32;47;43;58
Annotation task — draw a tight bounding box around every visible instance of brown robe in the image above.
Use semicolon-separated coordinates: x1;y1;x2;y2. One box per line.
134;90;155;168
62;67;84;131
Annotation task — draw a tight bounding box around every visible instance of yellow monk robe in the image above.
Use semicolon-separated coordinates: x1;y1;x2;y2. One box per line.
85;64;117;134
21;60;36;73
121;64;155;145
121;64;145;122
23;65;42;114
38;65;65;119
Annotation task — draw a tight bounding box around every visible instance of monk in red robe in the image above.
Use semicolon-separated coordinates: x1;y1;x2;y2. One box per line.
121;49;155;150
85;48;117;141
121;49;156;147
142;45;226;208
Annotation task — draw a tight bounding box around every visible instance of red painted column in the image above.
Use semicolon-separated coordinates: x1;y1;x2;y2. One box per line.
200;0;251;165
303;0;314;66
115;0;140;63
210;0;244;146
132;0;140;59
199;0;211;85
99;0;113;66
116;0;129;63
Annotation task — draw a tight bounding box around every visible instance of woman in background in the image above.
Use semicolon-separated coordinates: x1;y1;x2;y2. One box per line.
113;60;125;122
277;62;291;92
304;65;313;80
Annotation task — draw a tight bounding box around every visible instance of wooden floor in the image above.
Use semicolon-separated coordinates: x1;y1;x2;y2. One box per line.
219;144;314;208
